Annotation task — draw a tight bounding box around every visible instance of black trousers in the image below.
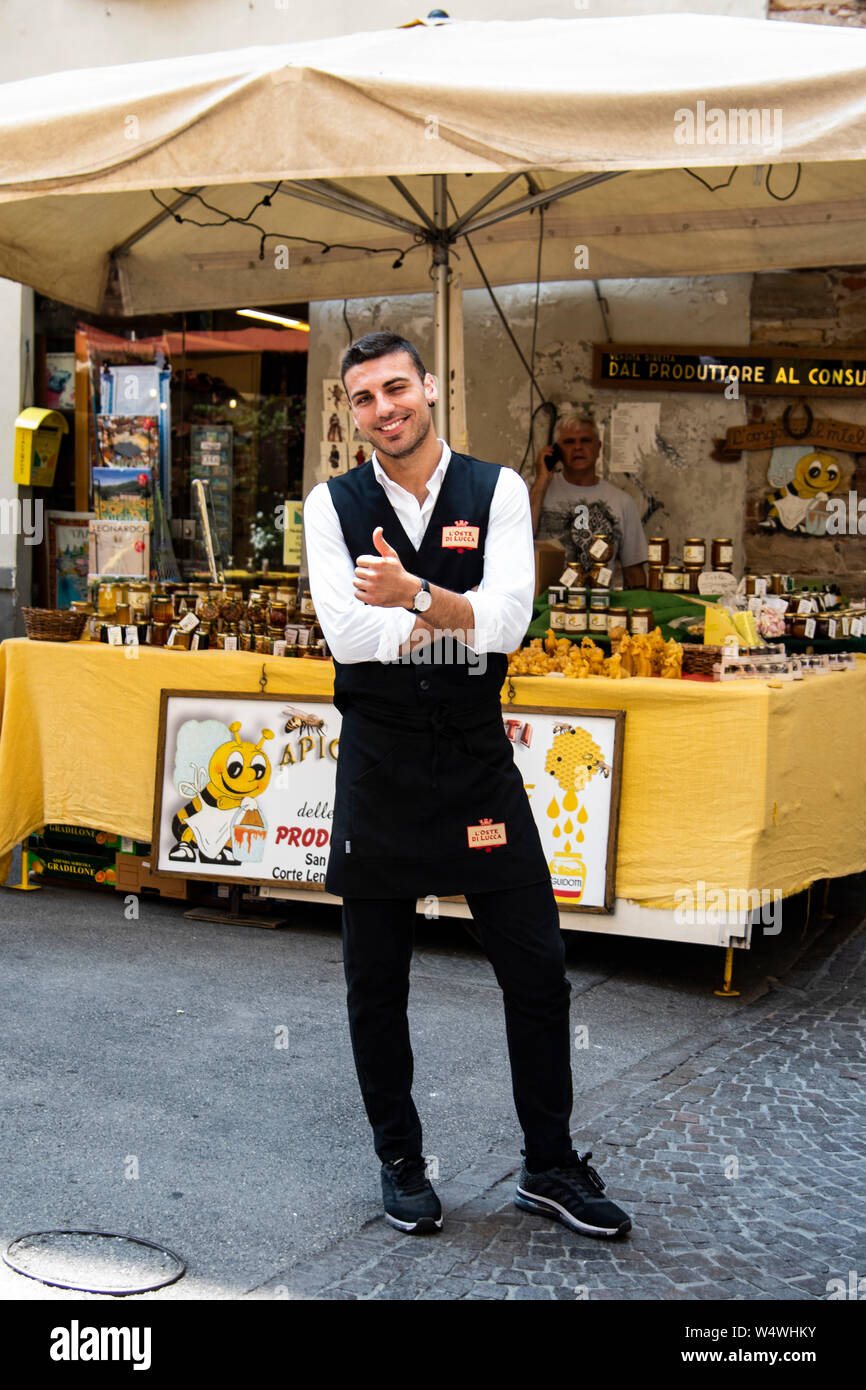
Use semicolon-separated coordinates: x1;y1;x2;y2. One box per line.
341;877;576;1173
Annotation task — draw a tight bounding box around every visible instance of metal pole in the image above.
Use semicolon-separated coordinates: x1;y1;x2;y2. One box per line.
432;175;449;441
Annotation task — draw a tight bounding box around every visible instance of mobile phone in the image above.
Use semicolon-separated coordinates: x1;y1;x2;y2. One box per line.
546;443;563;471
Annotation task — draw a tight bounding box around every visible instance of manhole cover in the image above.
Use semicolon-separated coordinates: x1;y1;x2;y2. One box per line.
3;1230;185;1295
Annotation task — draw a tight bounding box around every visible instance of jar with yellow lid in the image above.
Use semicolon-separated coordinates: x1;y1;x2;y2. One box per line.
587;533;613;565
607;605;629;637
682;565;702;593
647;538;669;567
549;603;569;633
711;538;734;571
682;538;706;567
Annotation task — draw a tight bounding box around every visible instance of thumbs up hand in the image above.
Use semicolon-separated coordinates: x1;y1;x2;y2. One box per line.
354;526;420;608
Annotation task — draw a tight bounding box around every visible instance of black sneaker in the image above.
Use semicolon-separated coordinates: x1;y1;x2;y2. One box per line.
381;1156;443;1234
515;1150;631;1238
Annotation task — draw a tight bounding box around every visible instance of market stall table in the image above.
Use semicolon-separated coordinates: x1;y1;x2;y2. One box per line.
1;638;864;947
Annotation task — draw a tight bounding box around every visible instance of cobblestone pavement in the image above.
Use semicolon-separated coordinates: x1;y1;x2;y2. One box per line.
250;909;866;1301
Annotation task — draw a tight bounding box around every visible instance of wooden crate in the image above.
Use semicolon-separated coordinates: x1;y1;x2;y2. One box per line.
114;852;188;901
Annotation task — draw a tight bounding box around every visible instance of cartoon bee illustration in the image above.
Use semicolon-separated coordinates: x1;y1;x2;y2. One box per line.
168;720;274;864
281;705;327;738
763;448;843;533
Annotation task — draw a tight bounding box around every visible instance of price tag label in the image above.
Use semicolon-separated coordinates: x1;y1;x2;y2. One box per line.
559;566;579;589
842;617;850;636
804;617;816;638
178;611;200;633
223;635;238;651
797;597;813;615
852;617;864;638
123;625;139;645
272;640;287;657
597;566;613;588
107;625;123;646
754;577;768;597
828;618;838;639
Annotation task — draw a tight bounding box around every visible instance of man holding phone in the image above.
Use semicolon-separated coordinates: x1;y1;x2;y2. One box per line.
530;416;648;588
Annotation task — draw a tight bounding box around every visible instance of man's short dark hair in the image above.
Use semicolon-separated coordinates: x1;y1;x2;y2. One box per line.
340;331;427;387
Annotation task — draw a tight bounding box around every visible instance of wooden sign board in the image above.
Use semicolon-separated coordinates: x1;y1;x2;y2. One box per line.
152;691;624;913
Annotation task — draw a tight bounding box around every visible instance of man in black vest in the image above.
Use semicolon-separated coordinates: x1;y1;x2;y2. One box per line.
303;331;631;1240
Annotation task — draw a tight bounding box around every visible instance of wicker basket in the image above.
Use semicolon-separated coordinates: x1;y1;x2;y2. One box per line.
681;642;723;675
22;607;88;642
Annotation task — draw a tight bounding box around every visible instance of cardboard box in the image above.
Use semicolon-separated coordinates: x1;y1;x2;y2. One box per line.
33;825;150;854
534;539;566;598
26;846;117;889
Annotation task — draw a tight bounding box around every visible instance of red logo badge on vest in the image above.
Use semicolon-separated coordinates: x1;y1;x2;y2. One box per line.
442;519;479;552
467;818;507;852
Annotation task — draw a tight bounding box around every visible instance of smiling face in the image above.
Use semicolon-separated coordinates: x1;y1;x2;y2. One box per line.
793;451;841;496
343;350;438;461
208;736;271;800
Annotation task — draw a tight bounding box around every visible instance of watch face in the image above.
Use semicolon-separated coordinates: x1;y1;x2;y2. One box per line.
415;588;433;612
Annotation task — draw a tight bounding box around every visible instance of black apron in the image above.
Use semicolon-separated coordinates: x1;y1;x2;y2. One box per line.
325;694;550;900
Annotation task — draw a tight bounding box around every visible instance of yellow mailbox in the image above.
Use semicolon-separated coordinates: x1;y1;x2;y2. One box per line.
14;407;69;487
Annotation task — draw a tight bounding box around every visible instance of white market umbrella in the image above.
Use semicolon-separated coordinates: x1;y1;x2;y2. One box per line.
3;12;866;429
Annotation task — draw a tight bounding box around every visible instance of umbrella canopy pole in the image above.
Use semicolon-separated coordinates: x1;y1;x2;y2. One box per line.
432;174;449;441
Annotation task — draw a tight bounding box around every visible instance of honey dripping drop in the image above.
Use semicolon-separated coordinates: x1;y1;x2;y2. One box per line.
563;790;578;811
576;829;584;842
547;798;560;819
552;825;561;838
563;819;574;834
577;806;588;824
564;840;572;853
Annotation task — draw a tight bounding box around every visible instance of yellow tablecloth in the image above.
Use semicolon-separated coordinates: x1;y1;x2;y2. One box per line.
1;637;864;909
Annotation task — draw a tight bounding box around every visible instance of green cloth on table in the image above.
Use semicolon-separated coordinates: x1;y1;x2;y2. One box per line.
527;589;721;644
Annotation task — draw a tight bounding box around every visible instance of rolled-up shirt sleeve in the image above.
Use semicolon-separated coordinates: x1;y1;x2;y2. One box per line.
303;482;415;664
462;466;535;656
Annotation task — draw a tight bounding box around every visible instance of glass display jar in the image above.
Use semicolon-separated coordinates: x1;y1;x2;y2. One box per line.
647;538;669;567
630;607;654;635
682;538;706;567
647;565;663;592
151;589;174;624
662;564;684;591
588;534;613;565
682;564;702;593
711;538;734;570
565;607;588;634
550;603;568;633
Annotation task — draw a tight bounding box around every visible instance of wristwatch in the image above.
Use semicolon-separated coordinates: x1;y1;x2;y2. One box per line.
410;577;432;613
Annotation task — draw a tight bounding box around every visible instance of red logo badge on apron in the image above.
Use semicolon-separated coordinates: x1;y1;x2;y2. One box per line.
467;818;507;852
442;519;480;553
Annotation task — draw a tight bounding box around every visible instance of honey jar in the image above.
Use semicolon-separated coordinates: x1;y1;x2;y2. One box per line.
630;607;654;635
647;538;669;567
662;564;684;591
711;538;734;570
128;583;151;621
587;562;613;589
547;584;567;607
150;621;170;647
151;589;174;624
682;538;706;567
550;603;569;632
588;594;610;634
607;606;629;636
682;565;702;593
588;533;613;564
299;589;316;618
565;607;588;634
647;565;664;592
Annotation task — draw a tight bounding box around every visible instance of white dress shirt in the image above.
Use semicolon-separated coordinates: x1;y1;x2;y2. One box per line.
303;439;535;664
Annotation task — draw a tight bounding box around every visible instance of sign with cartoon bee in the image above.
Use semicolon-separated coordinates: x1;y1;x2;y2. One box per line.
153;691;623;910
502;706;624;913
153;691;342;889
